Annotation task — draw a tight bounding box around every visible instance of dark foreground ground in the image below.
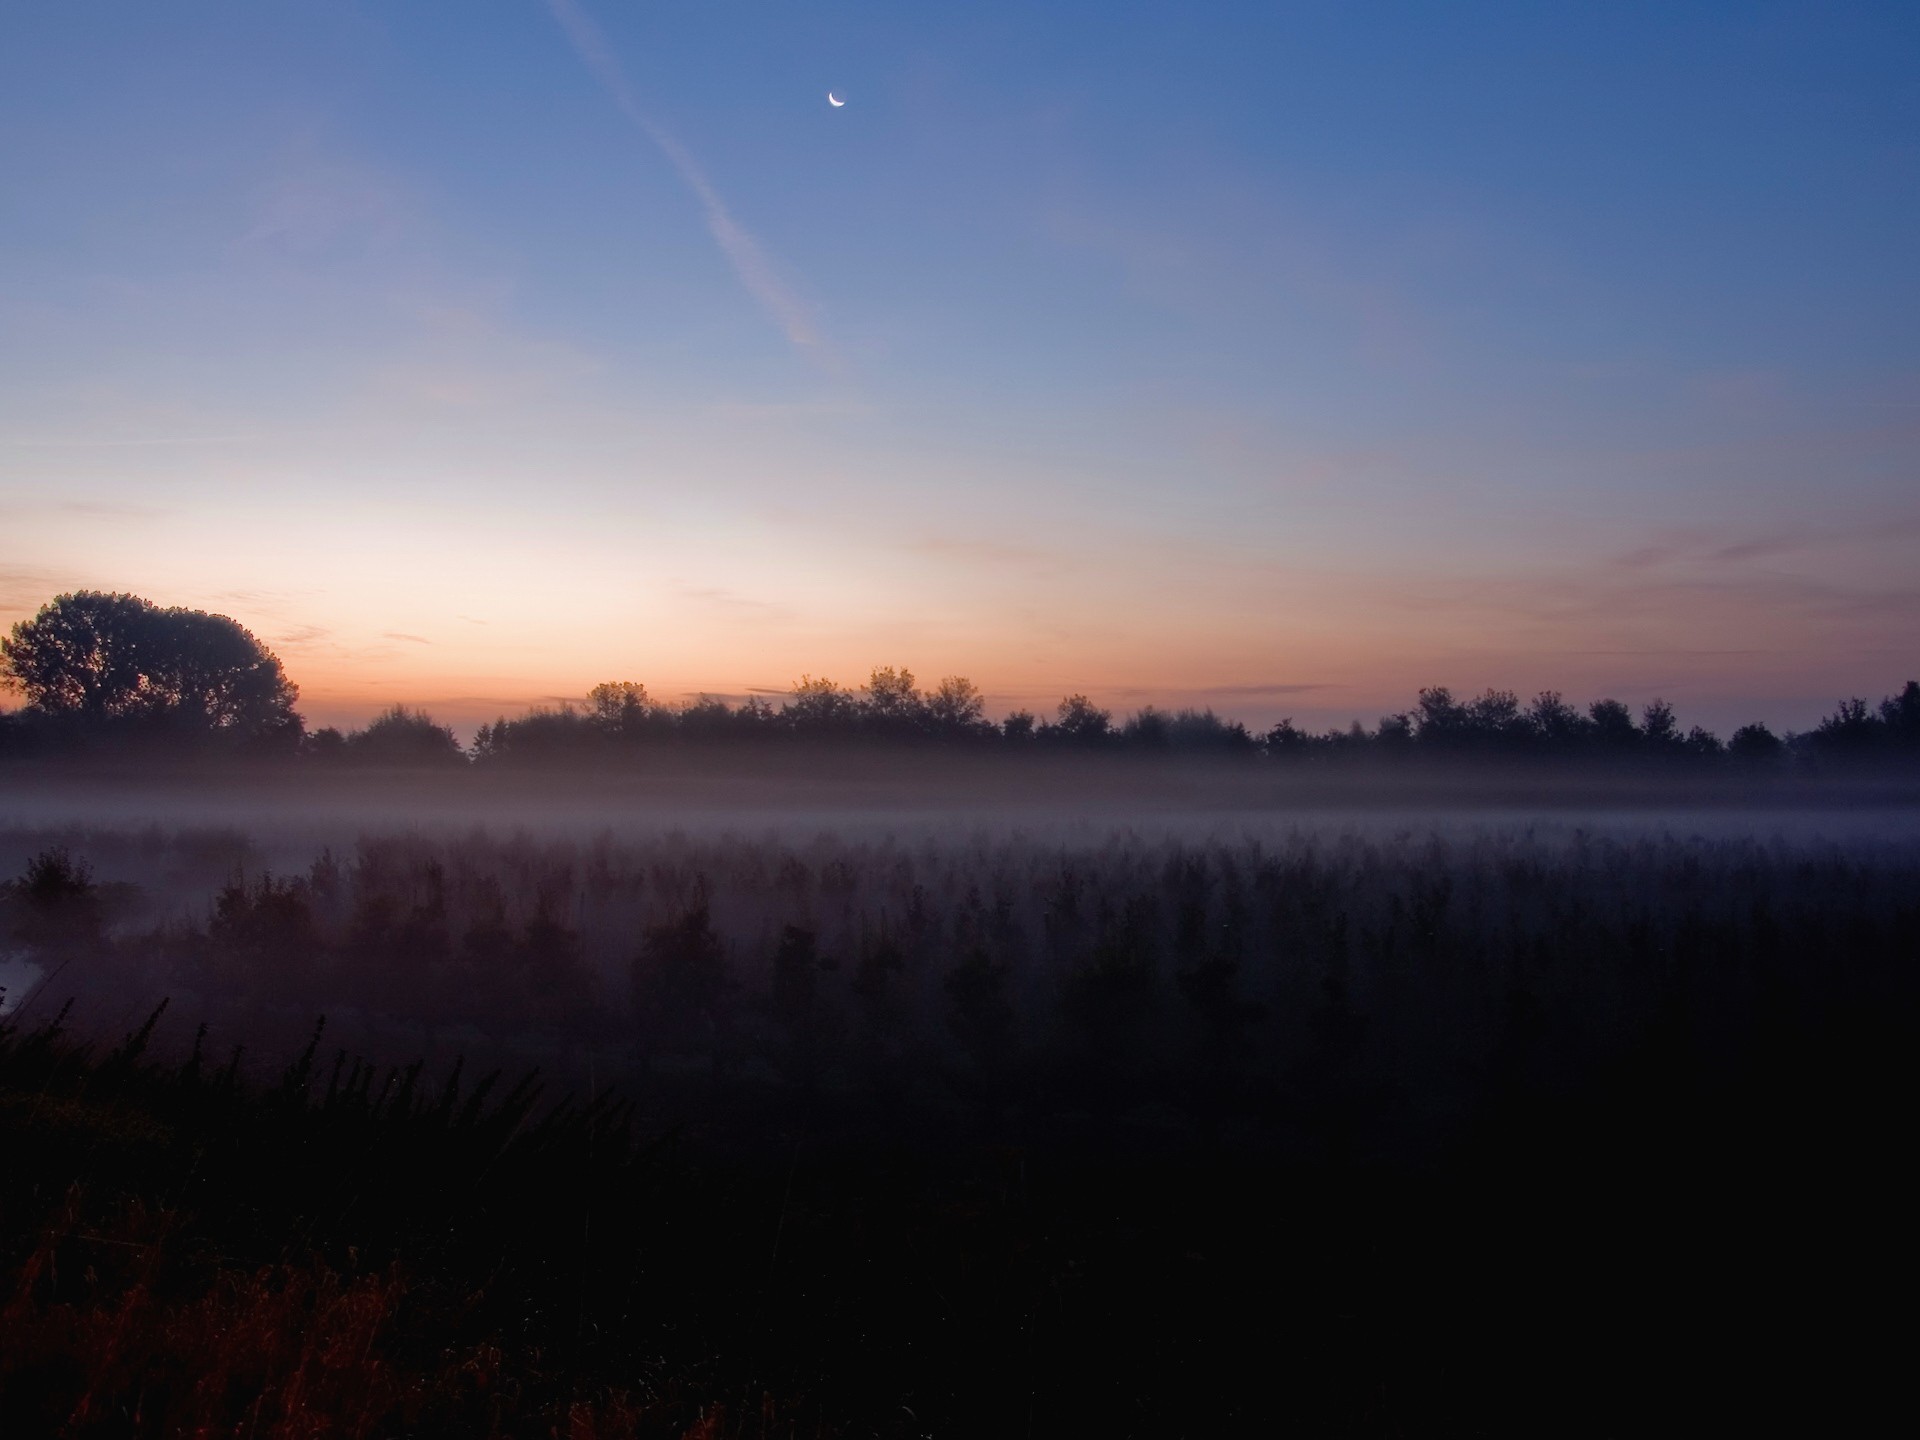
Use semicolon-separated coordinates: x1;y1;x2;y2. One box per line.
2;785;1916;1436
2;996;1910;1439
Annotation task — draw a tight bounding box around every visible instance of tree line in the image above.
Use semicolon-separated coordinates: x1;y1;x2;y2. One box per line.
3;590;1917;770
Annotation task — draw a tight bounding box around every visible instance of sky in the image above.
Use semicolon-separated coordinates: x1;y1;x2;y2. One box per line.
2;1;1917;737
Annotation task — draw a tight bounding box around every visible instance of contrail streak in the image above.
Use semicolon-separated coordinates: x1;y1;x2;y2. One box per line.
545;0;822;354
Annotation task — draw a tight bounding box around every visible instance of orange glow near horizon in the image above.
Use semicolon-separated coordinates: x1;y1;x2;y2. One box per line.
5;392;1916;743
5;485;1916;742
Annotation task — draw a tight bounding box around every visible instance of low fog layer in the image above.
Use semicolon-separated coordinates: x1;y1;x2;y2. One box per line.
6;793;1917;1169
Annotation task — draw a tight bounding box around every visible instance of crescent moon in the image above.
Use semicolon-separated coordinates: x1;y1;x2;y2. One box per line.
827;92;845;107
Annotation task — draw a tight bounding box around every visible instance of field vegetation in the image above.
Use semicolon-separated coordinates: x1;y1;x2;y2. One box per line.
2;815;1915;1433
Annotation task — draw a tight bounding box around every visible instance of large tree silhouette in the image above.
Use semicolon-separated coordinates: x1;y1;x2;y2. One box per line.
1;591;300;744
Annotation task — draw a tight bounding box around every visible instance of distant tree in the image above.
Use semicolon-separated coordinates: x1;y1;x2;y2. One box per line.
1463;689;1528;751
1465;688;1520;729
343;705;466;765
1413;687;1468;747
1683;726;1724;759
1810;696;1879;758
1048;694;1113;746
303;726;348;760
588;681;652;738
1001;709;1037;743
675;696;725;737
1164;708;1255;754
1325;719;1373;756
861;666;924;731
1727;722;1785;766
1880;681;1920;753
679;694;775;741
1;591;301;746
472;705;598;764
785;675;858;734
1117;706;1255;755
1374;712;1416;754
926;675;990;737
1526;691;1588;753
1121;707;1172;750
469;719;507;763
1640;699;1683;755
1586;699;1640;751
1263;718;1314;759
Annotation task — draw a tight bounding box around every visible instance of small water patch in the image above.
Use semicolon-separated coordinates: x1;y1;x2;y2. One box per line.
0;951;45;1016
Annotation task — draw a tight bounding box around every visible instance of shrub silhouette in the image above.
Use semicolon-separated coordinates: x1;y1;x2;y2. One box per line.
340;705;465;765
631;900;730;1070
1047;693;1114;747
201;873;322;1006
6;848;104;960
1728;722;1786;766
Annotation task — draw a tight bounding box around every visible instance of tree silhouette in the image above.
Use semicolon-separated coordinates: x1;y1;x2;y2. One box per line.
1;591;300;745
1640;699;1681;751
7;584;1915;782
588;681;652;737
1464;689;1526;747
342;705;466;765
1881;681;1920;752
1810;696;1879;758
1727;723;1785;766
1413;687;1469;748
1048;694;1113;746
1586;698;1640;751
785;675;858;734
926;675;990;737
1527;691;1587;752
1121;706;1173;750
861;666;923;732
1263;717;1313;757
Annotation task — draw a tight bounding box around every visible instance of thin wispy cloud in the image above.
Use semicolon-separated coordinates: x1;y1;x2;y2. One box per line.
1612;516;1920;572
545;0;825;357
908;535;1064;570
1105;682;1333;700
1206;682;1338;697
0;566;61;618
56;500;169;519
0;498;170;519
1567;649;1768;657
671;583;794;621
1;434;261;449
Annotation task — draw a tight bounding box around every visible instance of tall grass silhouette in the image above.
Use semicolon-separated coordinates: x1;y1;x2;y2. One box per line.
3;818;1915;1434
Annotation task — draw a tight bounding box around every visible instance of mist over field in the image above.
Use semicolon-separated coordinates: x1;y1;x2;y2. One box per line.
7;767;1917;1432
9;773;1917;1136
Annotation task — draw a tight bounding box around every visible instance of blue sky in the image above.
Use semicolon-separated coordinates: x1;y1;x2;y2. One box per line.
2;1;1916;733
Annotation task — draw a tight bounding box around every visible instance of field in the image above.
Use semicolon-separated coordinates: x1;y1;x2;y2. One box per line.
3;790;1916;1435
